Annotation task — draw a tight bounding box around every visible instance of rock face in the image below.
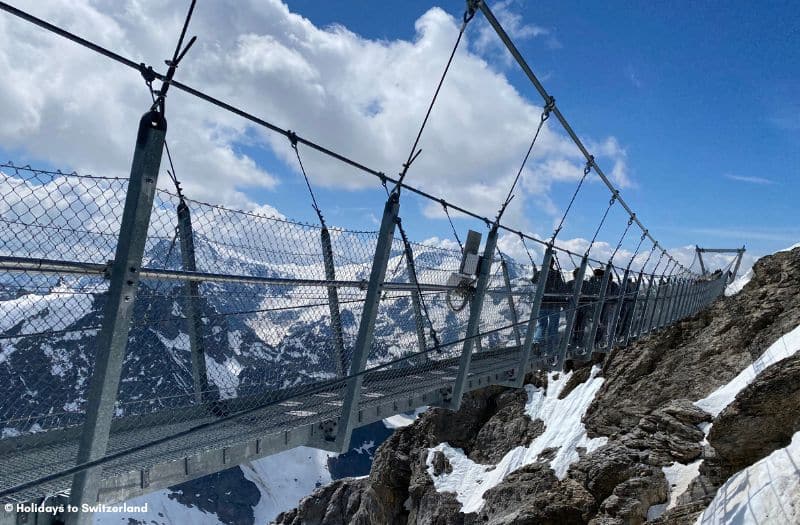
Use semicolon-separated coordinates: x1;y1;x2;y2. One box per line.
275;247;800;525
585;247;800;439
707;352;800;478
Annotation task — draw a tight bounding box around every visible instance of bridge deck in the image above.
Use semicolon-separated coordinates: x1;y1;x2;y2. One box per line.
1;346;523;504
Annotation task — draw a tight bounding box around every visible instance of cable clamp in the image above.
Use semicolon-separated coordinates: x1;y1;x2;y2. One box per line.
287;130;299;149
464;0;480;24
542;96;555;121
138;63;157;84
583;155;594;175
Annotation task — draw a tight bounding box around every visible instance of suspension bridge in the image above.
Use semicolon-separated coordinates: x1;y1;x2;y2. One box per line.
0;1;745;524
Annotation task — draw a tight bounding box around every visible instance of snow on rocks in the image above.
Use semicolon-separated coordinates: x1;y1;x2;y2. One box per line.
696;431;800;525
426;366;607;513
724;268;752;296
694;323;800;417
383;407;427;429
243;447;334;524
649;459;704;519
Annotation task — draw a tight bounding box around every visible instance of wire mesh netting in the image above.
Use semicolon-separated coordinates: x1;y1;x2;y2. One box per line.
0;162;725;503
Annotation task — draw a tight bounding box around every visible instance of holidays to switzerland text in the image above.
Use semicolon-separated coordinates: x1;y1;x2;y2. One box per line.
5;502;149;514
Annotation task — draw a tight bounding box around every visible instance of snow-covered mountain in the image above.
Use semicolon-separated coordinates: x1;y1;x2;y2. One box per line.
0;195;523;437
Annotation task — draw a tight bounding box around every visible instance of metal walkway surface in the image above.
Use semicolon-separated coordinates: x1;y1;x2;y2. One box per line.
0;346;526;504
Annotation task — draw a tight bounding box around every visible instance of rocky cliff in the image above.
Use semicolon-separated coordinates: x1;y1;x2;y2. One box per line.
274;246;800;525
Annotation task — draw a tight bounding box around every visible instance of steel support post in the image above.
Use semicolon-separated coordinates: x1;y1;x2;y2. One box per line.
403;239;429;360
583;262;612;355
630;274;650;339
177;200;211;404
639;274;659;336
656;276;672;329
555;255;588;369
321;226;346;376
686;281;700;315
667;278;682;323
68;111;166;525
683;279;698;317
657;277;673;329
606;265;630;349
336;193;400;450
691;281;703;315
696;246;707;275
623;271;645;345
500;257;522;348
449;225;499;410
731;247;745;281
667;277;682;325
675;278;689;321
645;276;665;334
514;246;552;387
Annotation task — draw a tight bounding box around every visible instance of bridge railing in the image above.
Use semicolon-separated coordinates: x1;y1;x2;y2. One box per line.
0;165;729;506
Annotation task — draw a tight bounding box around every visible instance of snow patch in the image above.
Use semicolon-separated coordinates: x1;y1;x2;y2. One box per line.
694;323;800;417
724;268;752;297
93;489;222;525
205;355;241;399
696;431;800;524
426;367;607;513
649;459;703;519
383;406;427;429
353;440;375;455
243;446;334;524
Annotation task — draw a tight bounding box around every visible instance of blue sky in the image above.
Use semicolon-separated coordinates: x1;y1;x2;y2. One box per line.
0;0;797;268
282;0;799;256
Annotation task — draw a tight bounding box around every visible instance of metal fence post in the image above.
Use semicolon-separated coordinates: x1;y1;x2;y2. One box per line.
731;246;745;281
449;225;499;410
645;275;666;334
514;246;552;387
657;276;673;329
693;280;704;314
686;278;697;315
666;278;681;324
500;256;522;348
177;200;211;404
670;277;684;323
555;255;588;369
321;226;346;376
656;275;672;329
583;262;612;355
606;265;630;348
673;278;688;322
622;271;644;346
335;192;399;450
68;110;166;524
681;277;697;319
403;237;428;360
632;273;654;339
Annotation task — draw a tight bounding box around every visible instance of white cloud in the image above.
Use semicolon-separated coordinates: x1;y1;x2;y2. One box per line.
473;0;550;59
723;174;775;185
0;0;635;236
